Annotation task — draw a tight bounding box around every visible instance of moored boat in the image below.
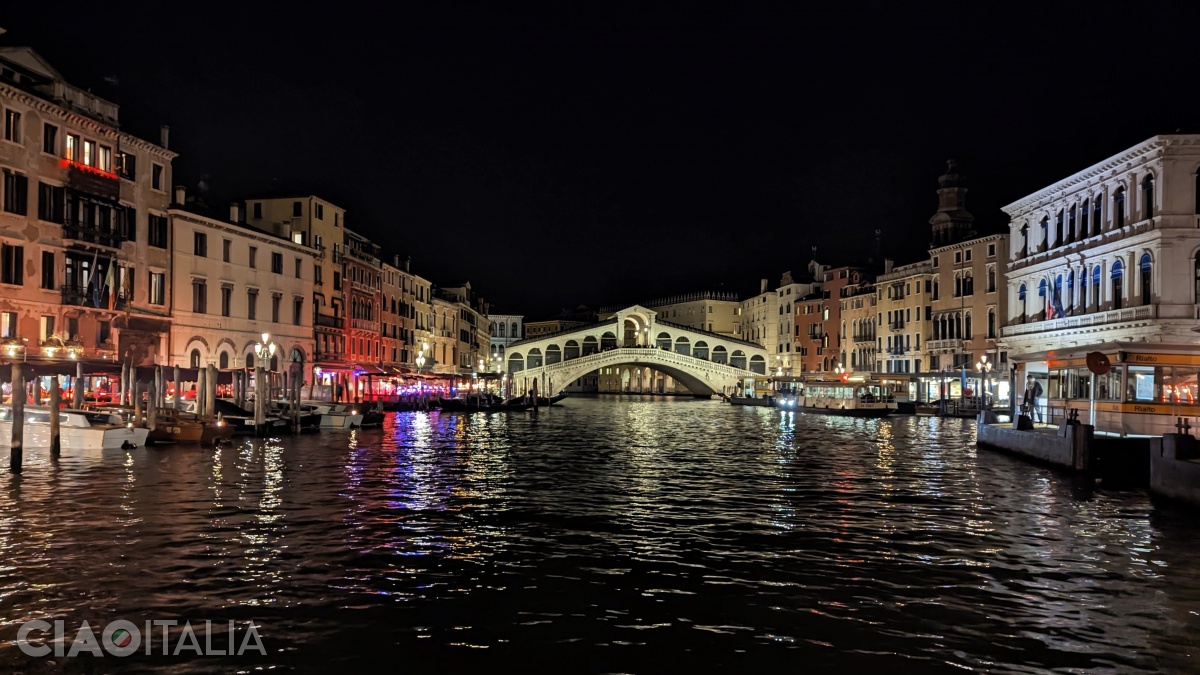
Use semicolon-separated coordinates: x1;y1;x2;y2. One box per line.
0;405;149;450
774;377;898;418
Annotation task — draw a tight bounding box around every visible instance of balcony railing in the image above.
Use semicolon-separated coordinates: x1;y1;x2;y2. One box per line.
1001;303;1157;338
350;318;377;332
315;314;344;329
928;338;965;352
889;320;905;331
852;333;875;343
63;222;122;248
59;285;128;310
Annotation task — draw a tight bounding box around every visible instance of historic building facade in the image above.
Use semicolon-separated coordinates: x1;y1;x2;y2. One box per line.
839;280;876;373
0;47;176;372
168;202;315;373
1001;134;1200;434
875;260;933;375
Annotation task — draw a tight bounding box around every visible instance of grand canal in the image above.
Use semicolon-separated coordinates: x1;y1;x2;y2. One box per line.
1;397;1198;673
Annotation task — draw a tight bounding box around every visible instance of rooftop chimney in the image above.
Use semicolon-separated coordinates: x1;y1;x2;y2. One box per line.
884;258;894;274
174;185;185;205
393;254;401;268
229;202;241;223
404;256;412;272
160;125;170;149
760;278;768;294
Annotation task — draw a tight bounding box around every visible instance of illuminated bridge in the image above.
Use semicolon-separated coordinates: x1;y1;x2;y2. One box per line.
503;305;769;396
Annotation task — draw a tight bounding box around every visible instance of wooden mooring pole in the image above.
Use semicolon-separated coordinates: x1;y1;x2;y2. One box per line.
10;363;23;473
49;374;61;458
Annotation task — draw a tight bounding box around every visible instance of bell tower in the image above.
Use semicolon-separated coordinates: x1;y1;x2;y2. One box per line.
929;159;975;247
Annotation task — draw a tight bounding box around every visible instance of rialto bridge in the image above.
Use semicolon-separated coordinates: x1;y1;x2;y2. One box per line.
502;305;769;396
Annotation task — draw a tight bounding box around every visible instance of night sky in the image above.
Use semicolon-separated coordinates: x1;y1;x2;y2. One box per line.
5;2;1200;318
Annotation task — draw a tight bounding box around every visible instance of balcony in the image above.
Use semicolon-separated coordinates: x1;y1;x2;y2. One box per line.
63;221;122;248
928;338;965;352
889;320;905;331
1001;303;1157;338
852;332;875;343
350;318;377;332
60;285;126;309
315;314;344;329
345;246;379;264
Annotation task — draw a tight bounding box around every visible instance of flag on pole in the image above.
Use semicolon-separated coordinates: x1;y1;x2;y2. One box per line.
86;250;100;307
1050;282;1065;320
122;267;132;317
105;261;116;311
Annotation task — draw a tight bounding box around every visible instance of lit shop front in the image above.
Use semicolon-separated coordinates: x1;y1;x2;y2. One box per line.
1015;347;1200;436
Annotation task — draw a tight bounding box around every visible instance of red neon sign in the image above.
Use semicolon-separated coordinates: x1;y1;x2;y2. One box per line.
59;158;118;180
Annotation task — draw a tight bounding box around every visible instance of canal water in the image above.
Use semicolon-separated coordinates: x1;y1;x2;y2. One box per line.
1;397;1198;673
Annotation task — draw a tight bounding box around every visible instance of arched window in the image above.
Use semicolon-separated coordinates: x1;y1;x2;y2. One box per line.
1040;216;1050;251
190;349;201;369
1092;266;1102;312
1067;205;1077;243
1114;186;1126;229
987;308;996;339
1080;199;1089;236
987;266;996;293
1111;259;1124;310
1142;174;1154;220
1018;284;1027;322
1140;253;1152;306
510;322;518;338
219;351;229;369
932;278;939;300
1054;210;1064;247
1038;279;1048;320
270;355;279;371
964;312;972;339
1092;195;1103;237
246;353;254;370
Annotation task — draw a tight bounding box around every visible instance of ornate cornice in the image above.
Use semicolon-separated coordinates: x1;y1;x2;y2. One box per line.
0;82;177;160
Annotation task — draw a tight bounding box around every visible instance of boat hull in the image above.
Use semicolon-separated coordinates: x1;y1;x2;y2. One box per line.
796;405;894;418
0;420;149;450
726;396;774;407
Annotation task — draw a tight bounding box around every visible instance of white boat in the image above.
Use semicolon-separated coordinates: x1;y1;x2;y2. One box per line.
0;405;150;450
301;401;364;429
773;377;899;418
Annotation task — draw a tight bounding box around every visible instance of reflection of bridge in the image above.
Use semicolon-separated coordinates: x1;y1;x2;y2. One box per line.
502;305;769;396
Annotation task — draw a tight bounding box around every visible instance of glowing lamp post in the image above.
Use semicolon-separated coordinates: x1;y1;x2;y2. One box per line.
976;354;992;409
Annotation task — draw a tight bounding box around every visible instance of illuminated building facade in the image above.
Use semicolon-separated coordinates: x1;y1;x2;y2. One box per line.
1001;134;1200;435
168;201;315;372
0;47;176;372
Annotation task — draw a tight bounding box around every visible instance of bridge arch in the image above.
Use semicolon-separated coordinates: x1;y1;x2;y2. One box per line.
712;345;728;364
527;348;543;368
508;353;524;372
675;336;691;356
514;348;752;397
582;336;598;355
731;350;747;369
656;332;671;349
564;340;580;360
546;344;562;364
693;340;709;360
749;354;766;374
600;331;617;350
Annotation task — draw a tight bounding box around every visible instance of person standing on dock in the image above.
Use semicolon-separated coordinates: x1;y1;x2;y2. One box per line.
1024;375;1043;424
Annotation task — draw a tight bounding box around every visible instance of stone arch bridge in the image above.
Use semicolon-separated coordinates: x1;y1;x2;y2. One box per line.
502;305;769;396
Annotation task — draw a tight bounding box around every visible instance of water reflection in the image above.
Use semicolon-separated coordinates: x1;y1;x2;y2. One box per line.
0;398;1195;673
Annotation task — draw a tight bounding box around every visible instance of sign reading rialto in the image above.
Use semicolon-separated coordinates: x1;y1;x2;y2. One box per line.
17;619;266;658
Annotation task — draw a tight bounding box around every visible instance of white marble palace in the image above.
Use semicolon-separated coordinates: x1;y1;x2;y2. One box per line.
1001;134;1200;435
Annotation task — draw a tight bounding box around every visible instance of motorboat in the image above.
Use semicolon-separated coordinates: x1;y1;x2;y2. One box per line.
774;377;898;418
183;399;290;436
724;395;775;407
269;402;322;433
300;401;364;429
444;395;533;412
358;402;385;428
0;405;149;450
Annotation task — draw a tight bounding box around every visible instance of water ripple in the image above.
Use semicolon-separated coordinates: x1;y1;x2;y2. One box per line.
0;397;1197;673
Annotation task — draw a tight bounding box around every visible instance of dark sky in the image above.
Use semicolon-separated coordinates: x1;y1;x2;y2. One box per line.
5;2;1200;318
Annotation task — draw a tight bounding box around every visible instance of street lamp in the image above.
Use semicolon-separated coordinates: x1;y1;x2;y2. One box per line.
835;362;845;376
255;332;276;364
976;354;992;409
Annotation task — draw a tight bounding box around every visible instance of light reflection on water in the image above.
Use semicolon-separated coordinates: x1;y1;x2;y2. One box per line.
0;397;1196;673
